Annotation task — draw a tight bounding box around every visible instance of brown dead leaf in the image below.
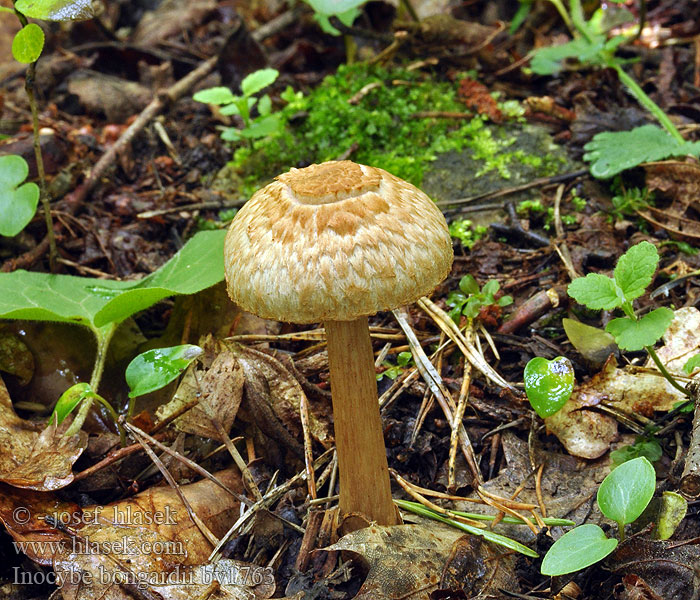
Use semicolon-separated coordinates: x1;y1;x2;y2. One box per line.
156;337;245;441
0;376;87;490
646;307;700;375
458;77;502;122
67;71;152;123
608;537;700;600
327;522;517;599
11;468;273;599
232;343;332;448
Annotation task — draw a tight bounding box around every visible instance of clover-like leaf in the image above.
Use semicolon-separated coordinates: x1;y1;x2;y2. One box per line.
0;154;40;237
605;308;674;351
568;273;621;310
540;524;618;576
524;356;574;418
126;345;203;398
584;125;700;179
12;23;45;63
613;241;659;303
597;456;655;526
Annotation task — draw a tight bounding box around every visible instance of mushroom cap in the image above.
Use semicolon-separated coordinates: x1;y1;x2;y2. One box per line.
224;160;453;323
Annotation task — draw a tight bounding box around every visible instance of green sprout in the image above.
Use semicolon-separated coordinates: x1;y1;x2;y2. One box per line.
449;219;488;249
446;275;513;324
376;351;414;381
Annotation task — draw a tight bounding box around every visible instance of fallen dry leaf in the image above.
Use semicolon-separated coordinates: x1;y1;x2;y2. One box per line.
0;376;87;490
327;522;517;599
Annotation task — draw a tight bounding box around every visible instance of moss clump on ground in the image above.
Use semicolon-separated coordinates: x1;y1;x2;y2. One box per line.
218;63;563;196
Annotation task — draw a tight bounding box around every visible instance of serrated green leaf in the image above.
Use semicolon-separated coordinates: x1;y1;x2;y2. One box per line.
237;114;283;139
683;353;700;374
613;241;658;302
126;344;202;398
597;456;656;525
12;23;44;63
568;273;622;310
584;125;700;179
524;356;574;418
0;155;40;237
15;0;100;21
530;35;605;75
540;525;618;576
605;308;674;351
193;87;237;105
240;68;278;97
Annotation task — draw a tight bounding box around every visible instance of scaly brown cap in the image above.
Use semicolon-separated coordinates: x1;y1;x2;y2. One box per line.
224;161;453;323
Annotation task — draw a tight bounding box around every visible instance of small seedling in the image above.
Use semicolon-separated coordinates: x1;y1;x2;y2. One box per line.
126;344;203;399
568;240;689;398
541;456;656;575
448;219;488;249
610;435;662;468
446;275;513;324
525;0;699;178
193;69;286;143
376;351;413;381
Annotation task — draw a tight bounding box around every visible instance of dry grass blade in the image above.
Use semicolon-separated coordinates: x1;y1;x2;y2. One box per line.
124;422;219;547
417;297;515;390
392;308;482;486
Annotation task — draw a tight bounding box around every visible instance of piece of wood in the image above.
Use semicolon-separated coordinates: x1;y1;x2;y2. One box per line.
324;318;400;529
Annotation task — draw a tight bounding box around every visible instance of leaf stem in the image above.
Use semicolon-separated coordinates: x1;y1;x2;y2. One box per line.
610;63;684;144
13;5;57;271
65;324;118;438
617;520;625;542
645;345;692;398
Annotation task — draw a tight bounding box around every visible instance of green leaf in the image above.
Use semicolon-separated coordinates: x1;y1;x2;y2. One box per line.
257;94;272;116
497;295;513;307
598;457;656;525
93;229;227;327
446;291;466;309
303;0;366;16
240;68;278;97
458;275;479;296
396;351;412;367
613;241;659;302
15;0;101;21
0;154;40;237
540;524;618;576
530;35;606;75
524;356;575;418
683;353;700;374
51;382;94;425
219;97;256;117
584;125;700;179
655;491;687;540
509;0;532;34
126;344;203;398
562;318;617;365
605;308;674;351
610;437;662;468
193;87;237;105
482;279;500;297
0;230;226;334
463;297;481;319
12;23;44;63
238;114;283;139
568;273;622;310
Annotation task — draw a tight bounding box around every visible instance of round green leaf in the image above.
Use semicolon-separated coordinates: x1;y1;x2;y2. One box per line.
524;356;574;418
126;344;203;398
597;456;656;525
458;274;479;296
0;154;40;237
12;23;45;63
541;524;618;576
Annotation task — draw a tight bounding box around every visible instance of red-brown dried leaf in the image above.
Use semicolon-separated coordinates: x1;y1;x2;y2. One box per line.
457;78;502;123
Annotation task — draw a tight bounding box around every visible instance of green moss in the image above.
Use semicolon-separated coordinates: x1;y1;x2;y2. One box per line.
226;63;554;191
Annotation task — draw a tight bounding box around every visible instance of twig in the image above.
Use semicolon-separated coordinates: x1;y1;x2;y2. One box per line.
680;381;700;498
436;169;589;207
448;352;473;492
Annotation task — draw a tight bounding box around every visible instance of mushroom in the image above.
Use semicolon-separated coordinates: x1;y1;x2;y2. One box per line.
224;160;453;530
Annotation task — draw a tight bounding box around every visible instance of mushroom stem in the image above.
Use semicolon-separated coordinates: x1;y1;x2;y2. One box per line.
324;318;400;529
